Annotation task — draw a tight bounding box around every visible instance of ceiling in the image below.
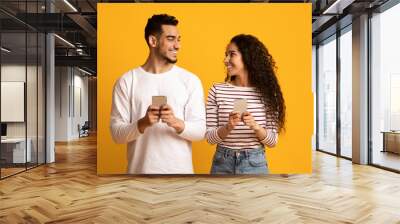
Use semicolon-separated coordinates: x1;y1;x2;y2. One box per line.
0;0;394;75
1;0;97;74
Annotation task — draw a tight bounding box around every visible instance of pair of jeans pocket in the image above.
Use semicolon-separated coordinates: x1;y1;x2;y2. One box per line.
248;153;267;167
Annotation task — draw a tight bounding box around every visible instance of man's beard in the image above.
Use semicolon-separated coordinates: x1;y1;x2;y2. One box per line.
162;54;177;64
157;48;177;64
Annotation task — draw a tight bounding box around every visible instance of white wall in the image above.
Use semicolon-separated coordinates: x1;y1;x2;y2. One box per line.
72;73;89;138
55;67;70;141
1;65;38;138
55;67;89;141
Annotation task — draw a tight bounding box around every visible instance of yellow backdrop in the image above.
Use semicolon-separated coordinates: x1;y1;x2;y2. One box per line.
97;3;312;174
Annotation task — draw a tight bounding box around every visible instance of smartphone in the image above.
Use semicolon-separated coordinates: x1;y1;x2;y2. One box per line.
152;96;167;107
233;99;247;114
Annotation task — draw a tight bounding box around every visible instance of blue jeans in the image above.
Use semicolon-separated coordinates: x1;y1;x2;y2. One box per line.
210;145;268;175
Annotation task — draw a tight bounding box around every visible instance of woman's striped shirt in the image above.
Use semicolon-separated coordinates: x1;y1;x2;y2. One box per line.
205;82;278;149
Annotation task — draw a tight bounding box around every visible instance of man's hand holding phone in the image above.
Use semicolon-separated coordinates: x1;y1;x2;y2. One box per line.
137;96;166;133
160;104;185;133
138;105;161;133
138;96;184;134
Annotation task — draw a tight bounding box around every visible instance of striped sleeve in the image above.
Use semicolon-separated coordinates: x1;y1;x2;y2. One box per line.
260;128;278;147
260;112;279;147
205;85;223;144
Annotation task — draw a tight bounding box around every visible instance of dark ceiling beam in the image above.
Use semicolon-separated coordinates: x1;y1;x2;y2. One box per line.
0;8;37;31
67;13;97;39
55;55;96;70
312;14;352;44
312;15;335;33
1;12;96;48
0;12;96;33
312;0;393;44
101;0;310;2
86;0;97;12
12;13;82;32
55;47;97;57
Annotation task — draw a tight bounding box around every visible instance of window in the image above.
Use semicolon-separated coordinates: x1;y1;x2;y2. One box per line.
371;2;400;171
317;35;337;154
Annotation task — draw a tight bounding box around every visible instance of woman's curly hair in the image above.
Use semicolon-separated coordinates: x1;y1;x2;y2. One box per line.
228;34;285;133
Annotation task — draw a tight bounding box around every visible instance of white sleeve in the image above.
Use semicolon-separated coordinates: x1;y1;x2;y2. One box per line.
178;77;206;141
109;76;141;144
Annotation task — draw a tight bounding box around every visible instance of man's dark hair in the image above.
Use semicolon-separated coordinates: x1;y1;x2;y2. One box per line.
144;14;178;45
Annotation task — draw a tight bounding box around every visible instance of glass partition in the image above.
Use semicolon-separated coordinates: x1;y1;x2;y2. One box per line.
1;30;28;177
0;1;46;179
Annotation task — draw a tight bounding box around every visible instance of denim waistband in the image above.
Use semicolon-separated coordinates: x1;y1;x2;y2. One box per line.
216;145;265;158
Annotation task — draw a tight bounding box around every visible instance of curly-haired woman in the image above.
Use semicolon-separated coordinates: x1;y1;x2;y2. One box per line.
206;34;285;174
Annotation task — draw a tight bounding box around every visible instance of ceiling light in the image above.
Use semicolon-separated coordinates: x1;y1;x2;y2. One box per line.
77;67;93;76
322;0;355;15
1;47;11;53
63;0;78;12
54;34;75;48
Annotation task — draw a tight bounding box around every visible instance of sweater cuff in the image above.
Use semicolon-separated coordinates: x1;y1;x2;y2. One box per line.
260;129;278;147
206;127;223;144
178;121;206;141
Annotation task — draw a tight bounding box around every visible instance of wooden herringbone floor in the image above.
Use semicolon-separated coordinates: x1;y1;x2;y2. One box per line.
1;135;400;224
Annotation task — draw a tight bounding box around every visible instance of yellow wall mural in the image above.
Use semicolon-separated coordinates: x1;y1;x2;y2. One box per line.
97;3;312;174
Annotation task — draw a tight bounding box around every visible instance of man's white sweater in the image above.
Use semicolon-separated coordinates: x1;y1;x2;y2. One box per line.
110;65;206;174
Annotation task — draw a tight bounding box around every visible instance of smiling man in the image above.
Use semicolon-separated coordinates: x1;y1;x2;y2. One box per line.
110;14;206;174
